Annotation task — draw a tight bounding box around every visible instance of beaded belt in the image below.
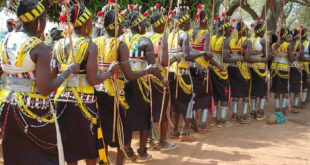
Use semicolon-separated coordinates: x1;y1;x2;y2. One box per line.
273;57;289;64
61;74;89;87
291;61;303;69
4;93;50;109
2;76;38;94
248;63;266;69
56;91;96;104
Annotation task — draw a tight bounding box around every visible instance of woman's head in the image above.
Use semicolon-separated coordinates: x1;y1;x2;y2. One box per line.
279;27;290;41
150;12;166;33
104;10;125;37
69;4;92;36
218;19;233;37
123;5;148;34
236;21;249;36
17;0;47;35
254;22;265;37
194;4;207;28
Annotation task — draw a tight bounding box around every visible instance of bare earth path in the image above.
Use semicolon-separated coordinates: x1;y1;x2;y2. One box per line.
1;102;310;165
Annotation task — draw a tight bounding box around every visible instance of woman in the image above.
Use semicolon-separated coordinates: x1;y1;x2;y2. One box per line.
121;4;165;161
301;28;310;105
249;21;271;120
209;19;234;128
189;4;224;131
53;3;119;165
0;0;79;164
168;4;211;141
144;4;177;150
93;4;158;164
271;28;295;114
228;21;252;124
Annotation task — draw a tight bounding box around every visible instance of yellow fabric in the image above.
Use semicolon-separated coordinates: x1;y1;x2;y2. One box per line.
0;89;11;107
252;62;267;77
212;36;228;80
95;37;129;109
272;42;289;57
230;36;251;80
148;32;162;46
168;30;190;70
271;62;289;79
189;29;207;44
16;37;42;66
303;41;310;74
93;36;106;62
17;92;54;123
194;56;209;68
210;35;218;51
123;33;143;51
55;36;90;65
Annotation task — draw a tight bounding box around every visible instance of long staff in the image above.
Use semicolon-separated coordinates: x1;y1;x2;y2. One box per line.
159;0;176;124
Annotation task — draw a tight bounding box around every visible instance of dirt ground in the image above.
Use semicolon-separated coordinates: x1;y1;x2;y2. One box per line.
1;101;310;165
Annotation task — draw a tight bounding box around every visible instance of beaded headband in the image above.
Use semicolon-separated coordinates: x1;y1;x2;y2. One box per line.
146;3;167;28
219;22;232;30
121;4;147;29
255;26;265;34
153;17;167;28
18;1;45;23
75;7;91;27
97;2;125;30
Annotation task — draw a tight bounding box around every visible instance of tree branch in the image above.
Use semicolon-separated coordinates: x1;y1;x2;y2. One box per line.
288;0;310;6
239;0;259;19
226;0;239;16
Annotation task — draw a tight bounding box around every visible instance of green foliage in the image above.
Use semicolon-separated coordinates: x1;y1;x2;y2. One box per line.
42;0;213;22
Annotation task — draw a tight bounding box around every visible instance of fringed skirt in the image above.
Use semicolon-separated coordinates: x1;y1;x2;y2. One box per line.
190;68;211;110
95;91;131;148
125;80;151;131
56;92;98;163
250;68;267;98
168;72;192;116
228;66;250;98
0;97;58;165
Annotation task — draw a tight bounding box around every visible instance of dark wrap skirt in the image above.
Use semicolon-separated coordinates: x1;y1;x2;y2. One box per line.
210;69;229;103
228;66;250;98
125;79;151;131
168;72;193;116
289;67;302;93
190;67;211;110
250;68;267;98
271;70;289;94
56;92;98;163
0;99;58;165
302;70;309;89
95;90;131;147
